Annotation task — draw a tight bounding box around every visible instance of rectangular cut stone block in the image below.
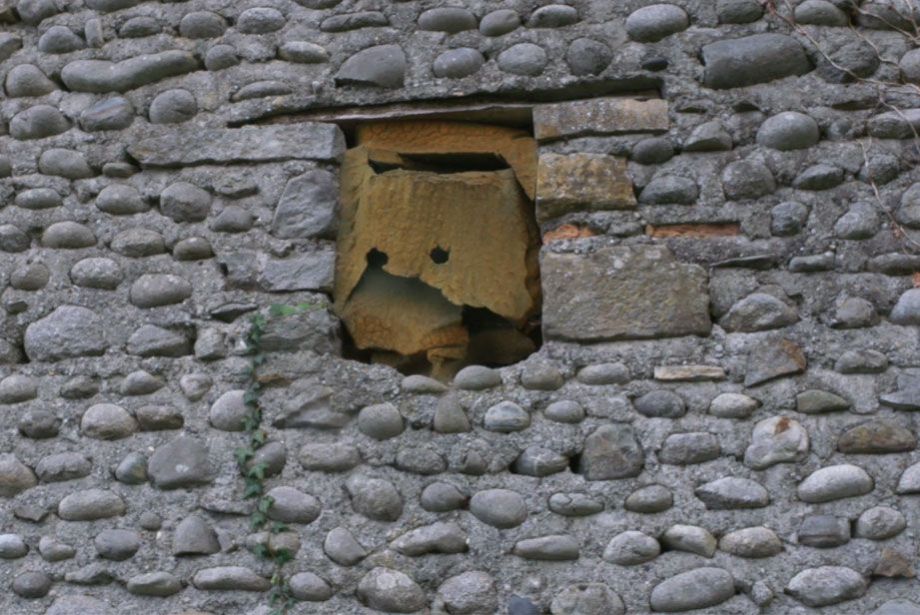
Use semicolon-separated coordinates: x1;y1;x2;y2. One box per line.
128;123;345;166
259;247;335;292
646;224;741;238
536;153;635;222
541;245;711;342
533;98;669;141
654;365;726;381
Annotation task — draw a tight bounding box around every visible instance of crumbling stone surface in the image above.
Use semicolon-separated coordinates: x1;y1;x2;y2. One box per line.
2;0;920;614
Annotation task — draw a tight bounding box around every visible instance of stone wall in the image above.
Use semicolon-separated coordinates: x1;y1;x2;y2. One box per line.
2;0;920;613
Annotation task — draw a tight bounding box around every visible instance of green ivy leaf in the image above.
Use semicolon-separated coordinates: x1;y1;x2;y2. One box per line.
234;447;254;465
273;549;294;565
257;496;274;514
247;463;267;481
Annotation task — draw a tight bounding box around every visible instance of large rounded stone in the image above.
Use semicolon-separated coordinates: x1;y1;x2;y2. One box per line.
173;515;220;555
179;11;227;38
345;475;402;521
266;486;321;524
94;529;141;560
757;111;820;150
24;305;107;361
9;105;69;140
480;9;520;35
148;436;213;489
498;43;548;76
702;33;812;89
891;289;920;325
209;390;248;431
438;571;497;614
718;1;763;25
336;45;406;88
786;566;866;607
289;571;332;601
580;424;644;479
96;184;147;215
70;257;123;289
80;97;134;131
58;489;125;520
357;567;426;613
635;390;686;418
80;403;137;440
566;38;612;76
432;48;484;78
5;64;56;97
856;506;906;540
418;7;476;32
626;4;689;42
469;489;527;528
797;464;874;502
148;89;197;124
160;182;211;222
12;570;52;598
0;454;37;497
237;7;285;33
744;416;809;469
718;526;782;558
357;403;404;439
279;41;329;63
649;567;735;612
127;571;182;597
603;531;660;565
129;274;192;307
41;221;96;248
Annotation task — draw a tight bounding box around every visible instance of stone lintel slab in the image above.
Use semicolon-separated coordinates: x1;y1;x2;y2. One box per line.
128;123;345;167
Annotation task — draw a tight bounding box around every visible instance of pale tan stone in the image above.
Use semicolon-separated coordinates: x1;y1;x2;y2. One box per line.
355;119;537;198
654;365;726;381
533;98;669;141
536;153;635;222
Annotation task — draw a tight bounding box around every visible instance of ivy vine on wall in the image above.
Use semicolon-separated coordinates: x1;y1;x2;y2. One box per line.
236;302;317;614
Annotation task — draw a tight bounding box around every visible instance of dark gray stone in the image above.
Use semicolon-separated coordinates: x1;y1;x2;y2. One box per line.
498;43;548;76
626;4;689;42
61;51;198;93
432;48;484;79
798;515;850;547
702;34;812;88
635;390;686;418
337;45;406;88
565;38;612;76
148;436;213;489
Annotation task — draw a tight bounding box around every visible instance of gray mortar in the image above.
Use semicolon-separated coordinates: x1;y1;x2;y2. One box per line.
2;0;920;614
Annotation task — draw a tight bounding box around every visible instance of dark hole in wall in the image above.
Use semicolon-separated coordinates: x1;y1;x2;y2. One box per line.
334;119;542;380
